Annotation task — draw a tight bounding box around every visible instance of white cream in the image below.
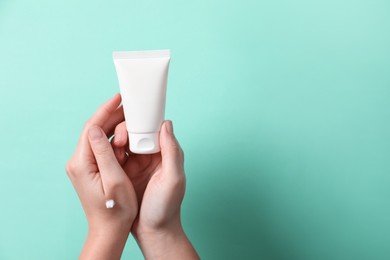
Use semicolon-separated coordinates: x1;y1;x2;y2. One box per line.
113;50;170;154
105;199;115;209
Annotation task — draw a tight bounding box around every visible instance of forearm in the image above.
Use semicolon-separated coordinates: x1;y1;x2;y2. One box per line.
134;225;199;260
80;227;130;260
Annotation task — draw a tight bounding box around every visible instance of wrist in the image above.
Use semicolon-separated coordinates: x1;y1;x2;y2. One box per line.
88;223;131;240
80;222;132;260
89;219;133;236
135;225;185;259
133;221;199;259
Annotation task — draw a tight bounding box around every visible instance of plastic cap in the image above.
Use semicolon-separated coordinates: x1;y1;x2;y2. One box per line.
128;132;160;154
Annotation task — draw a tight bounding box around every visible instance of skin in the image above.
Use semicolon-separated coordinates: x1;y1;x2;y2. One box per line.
66;94;199;259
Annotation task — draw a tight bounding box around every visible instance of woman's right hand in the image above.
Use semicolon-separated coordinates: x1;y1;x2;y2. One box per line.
112;120;200;259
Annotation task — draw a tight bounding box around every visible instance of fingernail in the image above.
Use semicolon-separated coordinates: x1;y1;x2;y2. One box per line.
89;127;103;140
165;120;174;134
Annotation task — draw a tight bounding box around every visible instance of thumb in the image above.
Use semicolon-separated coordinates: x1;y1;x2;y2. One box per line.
88;126;124;199
160;121;184;175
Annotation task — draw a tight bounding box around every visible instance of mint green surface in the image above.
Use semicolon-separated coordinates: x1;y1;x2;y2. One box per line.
1;0;390;259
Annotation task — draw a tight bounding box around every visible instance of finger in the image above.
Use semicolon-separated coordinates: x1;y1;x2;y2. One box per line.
88;93;122;127
75;94;122;160
114;146;128;166
88;126;126;198
103;106;125;137
112;121;128;148
160;120;185;176
113;121;137;158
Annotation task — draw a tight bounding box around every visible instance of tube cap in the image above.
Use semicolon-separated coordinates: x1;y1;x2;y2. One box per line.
128;132;160;154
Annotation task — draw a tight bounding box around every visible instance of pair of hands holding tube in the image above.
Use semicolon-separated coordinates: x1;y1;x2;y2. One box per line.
66;94;199;259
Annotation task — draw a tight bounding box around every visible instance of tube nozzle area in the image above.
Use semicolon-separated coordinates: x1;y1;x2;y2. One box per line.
128;132;160;154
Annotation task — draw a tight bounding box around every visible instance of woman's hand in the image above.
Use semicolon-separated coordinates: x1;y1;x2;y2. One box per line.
112;120;199;259
66;94;138;260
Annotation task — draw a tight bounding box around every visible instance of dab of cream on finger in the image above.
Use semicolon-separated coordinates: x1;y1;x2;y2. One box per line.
105;199;116;209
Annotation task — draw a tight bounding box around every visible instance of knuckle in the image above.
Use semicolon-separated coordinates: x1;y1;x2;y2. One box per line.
173;145;185;164
83;120;91;131
180;147;185;162
170;143;182;156
171;174;186;188
166;143;185;165
65;159;78;178
105;177;123;191
101;105;112;115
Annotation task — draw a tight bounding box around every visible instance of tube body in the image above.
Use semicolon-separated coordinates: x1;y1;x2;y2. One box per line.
113;50;170;154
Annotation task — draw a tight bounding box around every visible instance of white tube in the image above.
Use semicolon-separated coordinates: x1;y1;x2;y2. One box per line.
113;50;170;154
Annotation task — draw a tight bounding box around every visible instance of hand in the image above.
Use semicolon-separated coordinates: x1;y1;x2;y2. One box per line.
66;94;138;260
112;120;199;259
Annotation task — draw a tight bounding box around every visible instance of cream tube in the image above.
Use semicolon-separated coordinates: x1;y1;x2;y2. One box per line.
113;50;170;154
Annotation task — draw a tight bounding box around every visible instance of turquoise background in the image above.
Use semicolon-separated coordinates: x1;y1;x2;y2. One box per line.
0;0;389;259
